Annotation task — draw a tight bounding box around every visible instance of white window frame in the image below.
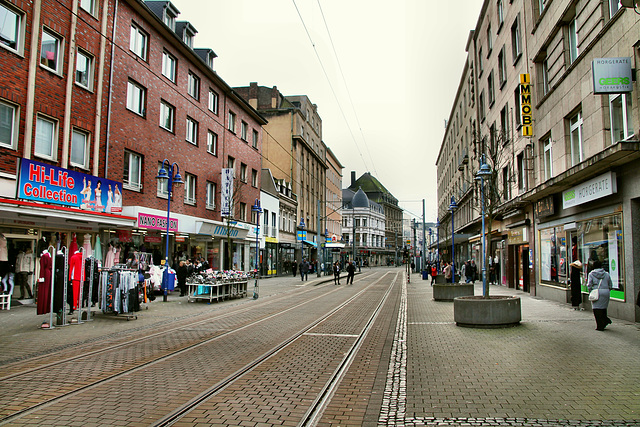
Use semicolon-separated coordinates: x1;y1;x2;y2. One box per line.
239;202;247;221
129;23;147;60
70;128;89;168
251;169;257;187
206;181;216;210
240;163;247;182
157;162;169;197
35;115;57;160
511;16;521;63
187;71;199;100
0;2;24;53
79;0;95;15
609;93;634;143
542;59;550;96
0;99;18;149
159;100;175;132
184;173;196;205
208;89;218;114
252;129;259;148
241;121;248;141
543;135;552;181
207;130;218;155
123;150;142;191
569;111;583;166
610;0;622;17
162;51;176;82
488;71;495;106
126;80;145;116
568;17;578;64
228;111;236;133
40;28;62;73
498;46;506;86
497;0;504;28
75;49;93;89
486;24;493;54
186;116;198;145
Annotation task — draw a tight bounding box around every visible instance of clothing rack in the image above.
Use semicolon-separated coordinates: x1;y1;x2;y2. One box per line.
82;256;98;322
60;246;69;327
43;245;56;330
99;266;139;320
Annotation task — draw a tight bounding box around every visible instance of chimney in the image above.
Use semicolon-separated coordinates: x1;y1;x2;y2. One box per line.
351;171;356;187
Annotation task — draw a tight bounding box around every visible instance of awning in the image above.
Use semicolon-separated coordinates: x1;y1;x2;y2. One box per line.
302;240;317;247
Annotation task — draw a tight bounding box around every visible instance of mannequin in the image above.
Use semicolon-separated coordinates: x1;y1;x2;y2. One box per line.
83;234;92;257
0;233;8;293
15;248;34;299
37;249;52;315
69;250;83;313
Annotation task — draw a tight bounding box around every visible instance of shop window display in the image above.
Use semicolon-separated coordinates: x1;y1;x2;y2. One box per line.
539;213;624;300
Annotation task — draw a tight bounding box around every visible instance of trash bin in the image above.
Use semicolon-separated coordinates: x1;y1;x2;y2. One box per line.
422;270;429;280
162;268;176;291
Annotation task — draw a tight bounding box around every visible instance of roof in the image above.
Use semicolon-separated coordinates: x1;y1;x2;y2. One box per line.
348;172;398;205
352;188;370;208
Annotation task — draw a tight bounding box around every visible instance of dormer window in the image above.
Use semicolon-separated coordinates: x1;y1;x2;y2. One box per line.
176;21;197;49
164;12;176;31
183;33;193;47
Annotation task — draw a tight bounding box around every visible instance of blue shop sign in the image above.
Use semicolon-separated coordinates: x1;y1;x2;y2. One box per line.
17;158;124;214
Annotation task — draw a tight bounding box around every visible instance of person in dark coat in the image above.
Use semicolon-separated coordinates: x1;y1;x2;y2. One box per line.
587;260;613;331
299;259;309;281
176;260;188;297
333;261;341;285
292;261;297;277
346;261;356;285
569;260;583;310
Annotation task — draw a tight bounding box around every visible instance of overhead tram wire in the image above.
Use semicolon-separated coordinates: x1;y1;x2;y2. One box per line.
291;0;371;174
315;0;378;178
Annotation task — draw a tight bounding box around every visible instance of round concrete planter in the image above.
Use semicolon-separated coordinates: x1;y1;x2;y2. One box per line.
453;296;521;328
432;283;474;301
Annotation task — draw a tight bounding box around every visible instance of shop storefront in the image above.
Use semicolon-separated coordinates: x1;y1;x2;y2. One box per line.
278;243;296;276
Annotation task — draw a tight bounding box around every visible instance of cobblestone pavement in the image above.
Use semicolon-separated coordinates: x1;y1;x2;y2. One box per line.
1;268;639;427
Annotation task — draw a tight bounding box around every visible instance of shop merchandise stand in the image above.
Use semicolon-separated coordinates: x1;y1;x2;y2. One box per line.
100;266;139;321
59;246;69;327
41;246;56;329
83;256;97;321
42;246;68;329
72;247;85;325
0;293;10;310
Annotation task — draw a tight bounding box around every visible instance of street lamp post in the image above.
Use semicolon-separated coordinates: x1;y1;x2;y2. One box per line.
475;160;492;297
428;228;433;262
449;196;458;282
436;218;440;272
299;218;306;262
251;199;262;299
156;159;183;302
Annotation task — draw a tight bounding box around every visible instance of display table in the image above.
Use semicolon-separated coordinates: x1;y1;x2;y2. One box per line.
187;280;247;303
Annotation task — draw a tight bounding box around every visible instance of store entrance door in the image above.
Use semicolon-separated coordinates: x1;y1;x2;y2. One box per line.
5;235;38;300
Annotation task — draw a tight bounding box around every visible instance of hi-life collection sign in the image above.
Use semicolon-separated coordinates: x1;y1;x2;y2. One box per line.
562;171;617;209
17;158;123;213
519;74;533;137
592;57;633;94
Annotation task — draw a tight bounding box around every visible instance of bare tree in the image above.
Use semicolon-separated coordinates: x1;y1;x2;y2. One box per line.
221;172;245;270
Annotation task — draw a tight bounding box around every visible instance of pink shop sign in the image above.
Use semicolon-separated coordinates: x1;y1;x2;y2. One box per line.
138;213;179;232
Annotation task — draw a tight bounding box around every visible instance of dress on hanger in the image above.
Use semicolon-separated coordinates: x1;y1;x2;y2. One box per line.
69;234;78;256
82;234;92;257
104;245;116;269
37;252;52;315
69;251;83;310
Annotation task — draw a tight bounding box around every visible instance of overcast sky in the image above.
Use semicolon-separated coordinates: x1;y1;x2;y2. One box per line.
172;0;483;221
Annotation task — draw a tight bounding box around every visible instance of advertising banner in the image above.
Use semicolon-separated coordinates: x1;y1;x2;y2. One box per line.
221;168;234;217
592;57;633;94
17;158;123;213
562;171;617;209
138;212;178;232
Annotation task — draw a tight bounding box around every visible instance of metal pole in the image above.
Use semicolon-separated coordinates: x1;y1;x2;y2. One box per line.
481;176;487;297
422;199;426;273
352;209;356;263
163;167;173;302
451;208;455;281
254;202;260;299
436;219;440;272
317;200;321;277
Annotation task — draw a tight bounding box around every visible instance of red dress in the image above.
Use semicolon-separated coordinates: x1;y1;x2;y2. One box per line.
69;251;84;310
37;252;52;315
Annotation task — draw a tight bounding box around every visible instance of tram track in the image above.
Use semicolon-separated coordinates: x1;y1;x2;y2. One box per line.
0;270;390;425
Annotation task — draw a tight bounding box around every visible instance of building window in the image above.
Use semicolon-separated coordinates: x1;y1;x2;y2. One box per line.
40;28;62;72
500;104;509;142
478;47;484;76
498;46;507;87
70;129;89;168
186;116;198;145
75;49;93;89
228;111;236;133
0;2;23;52
187;71;199;100
129;23;147;60
497;0;504;28
241;121;248;141
252;129;259;148
502;165;511;201
208;89;218;114
511;15;521;63
514;86;521;127
542;134;552;181
79;0;94;15
486;24;493;54
569;110;583;166
517;151;525;191
123;150;142;191
610;94;634;143
162;51;176;82
207;130;218;155
0;100;18;149
240;163;247;182
163;8;176;30
251;169;257;187
126;80;146;116
206;181;216;209
35;115;57;159
159;100;175;132
227;156;235;170
542;59;549;96
568;16;578;64
538;0;545;14
157;162;168;197
184;173;196;204
610;0;622;17
239;202;247;221
478;90;485;120
487;71;495;107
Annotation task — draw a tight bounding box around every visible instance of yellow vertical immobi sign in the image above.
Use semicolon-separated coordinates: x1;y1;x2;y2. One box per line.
520;74;533;137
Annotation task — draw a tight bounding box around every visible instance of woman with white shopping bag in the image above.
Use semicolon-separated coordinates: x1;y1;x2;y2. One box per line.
586;260;613;331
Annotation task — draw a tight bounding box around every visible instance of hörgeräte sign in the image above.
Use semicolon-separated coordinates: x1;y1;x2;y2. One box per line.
592;57;633;94
17;158;123;213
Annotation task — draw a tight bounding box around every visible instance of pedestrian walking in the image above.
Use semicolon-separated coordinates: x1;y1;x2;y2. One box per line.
469;260;478;284
587;260;613;331
443;262;452;283
176;260;188;297
459;261;467;284
569;259;583;310
292;262;297;277
299;259;309;281
430;264;437;285
333;261;341;285
346;261;356;284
